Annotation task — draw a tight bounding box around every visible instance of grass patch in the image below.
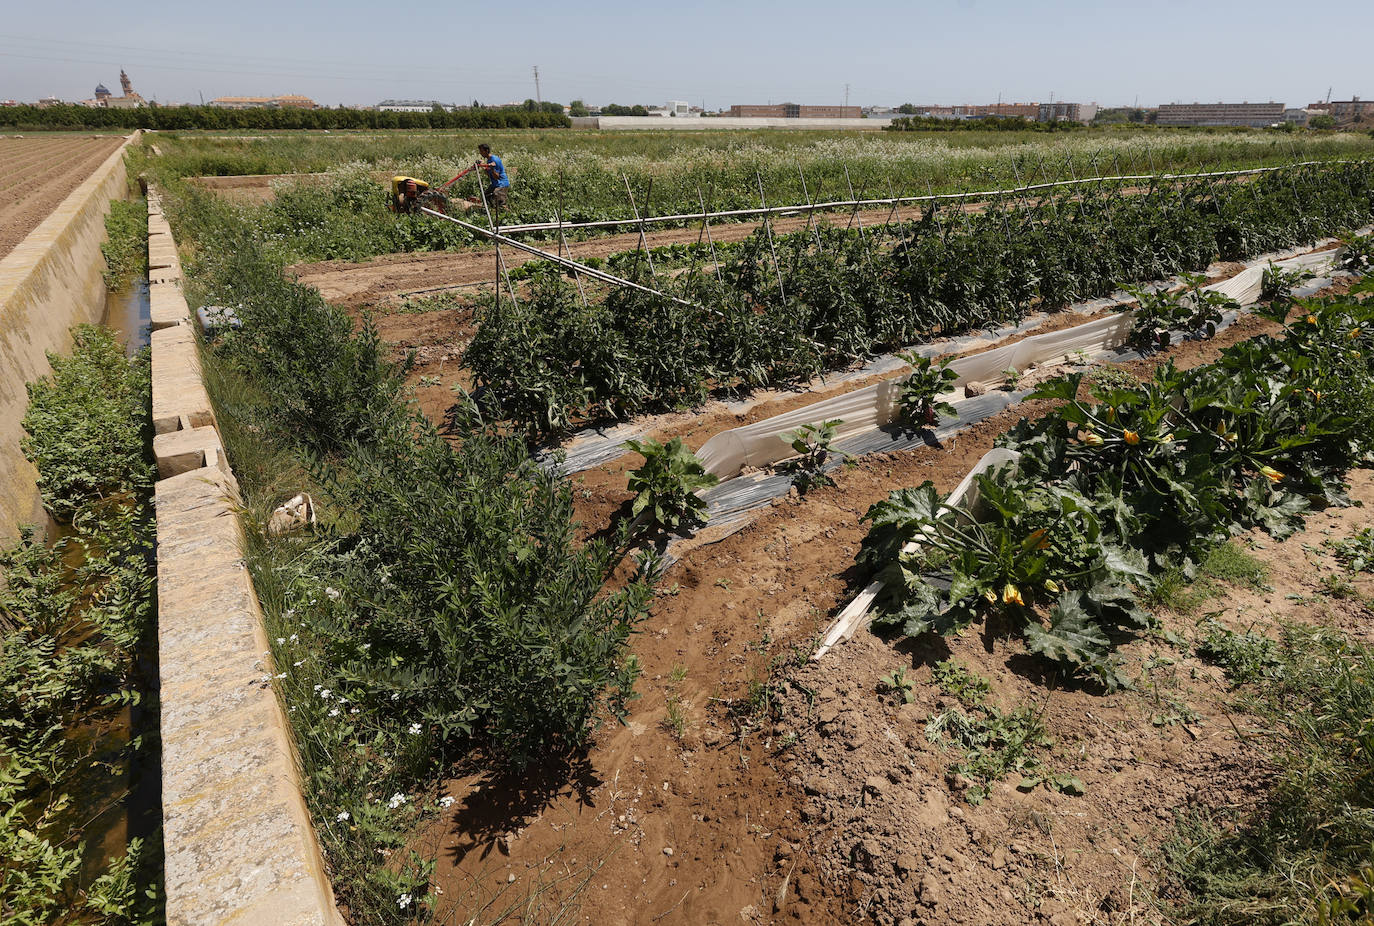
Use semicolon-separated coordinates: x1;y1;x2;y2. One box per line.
1150;543;1270;614
1165;624;1374;924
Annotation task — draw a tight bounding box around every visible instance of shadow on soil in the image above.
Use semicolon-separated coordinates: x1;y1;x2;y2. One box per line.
444;751;602;866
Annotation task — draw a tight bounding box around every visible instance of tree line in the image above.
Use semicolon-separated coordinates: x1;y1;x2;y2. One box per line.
0;103;572;131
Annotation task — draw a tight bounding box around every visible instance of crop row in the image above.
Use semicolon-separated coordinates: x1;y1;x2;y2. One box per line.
141;129;1374;265
859;284;1374;688
464;159;1374;435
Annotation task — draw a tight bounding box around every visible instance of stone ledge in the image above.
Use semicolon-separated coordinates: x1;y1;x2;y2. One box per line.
153;425;225;479
151;334;215;435
150;281;191;330
156;467;343;926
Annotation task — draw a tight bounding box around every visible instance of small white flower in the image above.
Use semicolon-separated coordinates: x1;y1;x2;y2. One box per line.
336;811;350;822
275;672;287;679
325;587;341;600
294;660;304;667
439;796;455;808
329;708;340;717
387;792;407;809
397;892;412;909
350;708;360;715
361;642;371;650
284;609;295;618
409;723;422;735
391;692;400;701
318;689;331;700
290;633;299;643
276;637;286;644
313;684;322;691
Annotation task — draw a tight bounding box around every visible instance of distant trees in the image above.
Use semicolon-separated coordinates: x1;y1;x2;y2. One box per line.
601;103;649;116
1310;114;1337;130
568;99;589;117
0;103;573;131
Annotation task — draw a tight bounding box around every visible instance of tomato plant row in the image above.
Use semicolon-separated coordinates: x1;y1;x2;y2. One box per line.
466;160;1374;435
860;287;1374;686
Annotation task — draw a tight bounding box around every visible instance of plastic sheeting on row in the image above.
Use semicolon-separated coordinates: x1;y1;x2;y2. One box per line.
542;313;1051;476
694;239;1358;481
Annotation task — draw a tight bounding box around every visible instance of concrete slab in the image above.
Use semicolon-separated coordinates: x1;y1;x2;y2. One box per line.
153;425;225;478
156;467;343;926
149;282;190;330
151;337;214;435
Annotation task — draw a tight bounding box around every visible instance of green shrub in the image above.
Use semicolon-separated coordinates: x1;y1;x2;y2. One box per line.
624;436;718;531
21;326;154;522
100;198;147;288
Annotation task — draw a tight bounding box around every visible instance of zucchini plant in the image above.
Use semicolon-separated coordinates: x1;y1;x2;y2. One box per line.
858;295;1374;687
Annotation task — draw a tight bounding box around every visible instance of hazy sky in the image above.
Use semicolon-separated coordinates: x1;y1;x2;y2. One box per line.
2;0;1368;109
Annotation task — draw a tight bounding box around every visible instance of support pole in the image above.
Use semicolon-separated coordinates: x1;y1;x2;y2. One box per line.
756;172;786;305
418;207;704;310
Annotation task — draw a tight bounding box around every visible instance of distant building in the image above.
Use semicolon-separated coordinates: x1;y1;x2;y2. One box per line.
36;96;63;108
1307;97;1374;123
377;100;454;112
1156;102;1285;127
210;94;318;110
1038;101;1098;123
80;70;146;109
727;103;862;118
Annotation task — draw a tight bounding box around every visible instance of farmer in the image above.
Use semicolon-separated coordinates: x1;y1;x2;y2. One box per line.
476;143;510;212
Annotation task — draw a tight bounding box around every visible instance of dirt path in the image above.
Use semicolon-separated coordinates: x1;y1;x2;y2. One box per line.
0;135;127;260
420;315;1334;924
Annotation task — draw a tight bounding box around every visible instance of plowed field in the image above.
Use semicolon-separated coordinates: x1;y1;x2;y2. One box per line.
0;134;127;260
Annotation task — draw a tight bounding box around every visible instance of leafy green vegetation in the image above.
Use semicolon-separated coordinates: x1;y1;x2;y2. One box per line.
896;352;959;430
1125;273;1238;352
781;419;846;493
924;660;1079;804
465;161;1374;435
1149;543;1270;614
858;294;1374;686
22;327;155;522
1325;527;1374;573
1;327;160;925
170;185;654;922
623;436;718;531
100;198;148;289
1166;625;1374;925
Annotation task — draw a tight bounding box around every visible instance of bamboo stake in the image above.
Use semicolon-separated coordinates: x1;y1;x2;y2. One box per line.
696;185;725;288
622;173;658;280
475;173;518;309
756;172;786;304
554;175;587;308
418;207;703;310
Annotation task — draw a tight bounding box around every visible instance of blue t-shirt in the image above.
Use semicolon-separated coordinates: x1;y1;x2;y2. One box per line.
484;154;510;188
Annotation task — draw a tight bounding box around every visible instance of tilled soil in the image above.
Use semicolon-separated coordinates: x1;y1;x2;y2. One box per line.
0;135;127;260
416;314;1359;925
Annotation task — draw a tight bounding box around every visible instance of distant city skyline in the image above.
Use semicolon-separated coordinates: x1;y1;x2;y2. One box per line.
1;0;1369;110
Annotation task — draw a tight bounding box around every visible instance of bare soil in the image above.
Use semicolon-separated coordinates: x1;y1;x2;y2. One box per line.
186;172;338;204
416;313;1371;925
0;135;127;260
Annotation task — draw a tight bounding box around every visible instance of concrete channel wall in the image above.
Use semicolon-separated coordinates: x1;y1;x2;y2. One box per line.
0;131;138;542
147;189;345;926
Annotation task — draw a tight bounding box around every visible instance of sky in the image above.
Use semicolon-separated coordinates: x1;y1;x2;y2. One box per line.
1;0;1369;109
